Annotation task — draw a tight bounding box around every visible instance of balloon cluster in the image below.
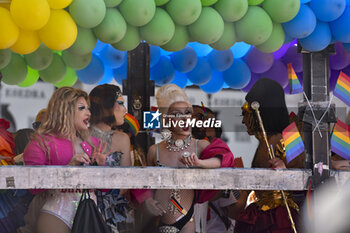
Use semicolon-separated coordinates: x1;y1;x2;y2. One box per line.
2;0;350;89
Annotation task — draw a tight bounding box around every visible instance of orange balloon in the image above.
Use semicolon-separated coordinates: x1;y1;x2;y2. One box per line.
0;7;19;49
38;9;77;50
10;29;41;54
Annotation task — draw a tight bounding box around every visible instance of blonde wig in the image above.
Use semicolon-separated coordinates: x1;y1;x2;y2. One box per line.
155;84;191;114
33;87;91;146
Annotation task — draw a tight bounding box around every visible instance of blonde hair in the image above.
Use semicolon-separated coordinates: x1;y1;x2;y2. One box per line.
32;87;92;162
156;84;191;114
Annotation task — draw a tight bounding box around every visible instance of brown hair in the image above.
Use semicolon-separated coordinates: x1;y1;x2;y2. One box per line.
89;84;122;128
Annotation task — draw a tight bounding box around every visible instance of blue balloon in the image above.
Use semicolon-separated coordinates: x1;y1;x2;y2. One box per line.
223;82;229;88
92;40;106;54
113;62;127;85
188;42;213;56
200;71;224;94
99;45;126;69
283;4;316;39
299;21;331;52
77;55;104;84
186;57;212;85
150;45;161;68
151;56;175;86
309;0;346;22
230;42;251;59
171;71;188;89
207;49;234;72
223;59;251;89
170;46;197;73
330;6;350;43
300;0;311;3
343;42;350;52
98;66;113;84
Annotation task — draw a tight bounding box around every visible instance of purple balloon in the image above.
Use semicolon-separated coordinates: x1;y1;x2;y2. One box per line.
329;42;350;70
260;60;289;88
281;45;303;73
329;69;340;91
273;43;291;60
241;72;260;92
244;47;274;74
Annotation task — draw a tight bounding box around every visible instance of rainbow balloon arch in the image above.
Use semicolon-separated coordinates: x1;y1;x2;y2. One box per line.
0;0;350;94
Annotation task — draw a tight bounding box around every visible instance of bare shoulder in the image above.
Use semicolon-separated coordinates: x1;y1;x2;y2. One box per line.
197;139;210;152
147;143;157;165
112;131;130;151
113;131;129;142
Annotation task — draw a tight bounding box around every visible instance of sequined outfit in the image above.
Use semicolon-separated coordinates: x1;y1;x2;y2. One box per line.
96;151;135;233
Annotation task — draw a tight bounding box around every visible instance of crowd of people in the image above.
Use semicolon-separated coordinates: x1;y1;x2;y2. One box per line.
0;80;348;233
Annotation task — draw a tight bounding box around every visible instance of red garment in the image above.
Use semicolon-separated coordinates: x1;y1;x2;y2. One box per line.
0;119;15;163
234;203;300;233
196;137;235;203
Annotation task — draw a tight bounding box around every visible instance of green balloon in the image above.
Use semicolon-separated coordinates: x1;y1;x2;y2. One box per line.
262;0;300;23
248;0;264;5
1;54;28;85
69;0;106;28
0;49;11;70
201;0;218;6
256;22;285;53
93;8;127;44
235;6;272;45
188;7;224;44
119;0;155;26
215;0;248;22
140;8;175;46
104;0;122;7
155;0;169;6
18;66;40;87
24;44;53;70
210;22;236;50
166;0;202;26
112;24;140;51
161;24;189;51
68;26;97;56
62;51;92;70
55;67;78;87
39;54;66;83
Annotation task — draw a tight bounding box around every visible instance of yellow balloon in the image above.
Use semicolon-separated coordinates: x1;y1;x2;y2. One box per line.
38;9;78;50
47;0;73;9
10;29;41;54
10;0;50;30
0;7;19;49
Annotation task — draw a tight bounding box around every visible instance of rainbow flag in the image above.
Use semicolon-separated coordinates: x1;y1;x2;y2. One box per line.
334;71;350;106
331;119;350;160
124;113;140;136
288;63;303;94
282;122;305;164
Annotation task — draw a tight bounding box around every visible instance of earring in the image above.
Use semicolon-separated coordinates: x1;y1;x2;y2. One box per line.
161;129;172;141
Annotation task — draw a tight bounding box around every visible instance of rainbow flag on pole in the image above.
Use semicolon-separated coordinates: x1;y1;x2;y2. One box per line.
334;71;350;107
282;122;305;164
288;63;303;94
331;119;350;160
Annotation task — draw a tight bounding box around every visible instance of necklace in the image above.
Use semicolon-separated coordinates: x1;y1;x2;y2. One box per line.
90;125;113;153
166;135;192;152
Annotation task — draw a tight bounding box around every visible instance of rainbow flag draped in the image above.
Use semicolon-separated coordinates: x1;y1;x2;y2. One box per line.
282;122;305;164
288;63;303;94
334;71;350;107
124;113;140;136
331;119;350;160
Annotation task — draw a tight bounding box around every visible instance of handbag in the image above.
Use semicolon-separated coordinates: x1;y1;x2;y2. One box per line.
71;190;111;233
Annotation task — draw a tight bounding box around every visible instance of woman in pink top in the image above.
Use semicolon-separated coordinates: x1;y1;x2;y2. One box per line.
23;87;108;233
